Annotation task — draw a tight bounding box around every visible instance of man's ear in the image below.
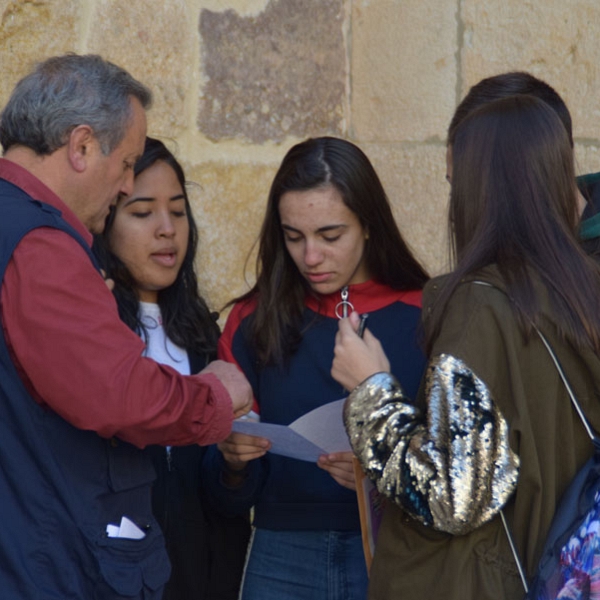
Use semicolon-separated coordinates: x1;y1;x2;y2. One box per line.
67;125;95;173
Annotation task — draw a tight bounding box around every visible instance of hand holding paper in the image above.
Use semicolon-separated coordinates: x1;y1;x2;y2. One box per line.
218;430;271;467
317;451;357;490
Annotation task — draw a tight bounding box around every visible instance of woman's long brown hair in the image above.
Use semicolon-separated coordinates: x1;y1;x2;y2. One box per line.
427;95;600;354
233;136;429;366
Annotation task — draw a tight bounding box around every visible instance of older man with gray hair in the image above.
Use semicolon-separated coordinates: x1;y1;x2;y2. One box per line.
0;54;251;599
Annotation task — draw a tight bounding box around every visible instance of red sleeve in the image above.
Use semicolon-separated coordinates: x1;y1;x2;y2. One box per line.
398;289;423;309
0;228;233;448
218;298;260;414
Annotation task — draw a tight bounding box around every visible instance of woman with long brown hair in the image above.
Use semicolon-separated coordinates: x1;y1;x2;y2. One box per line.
203;136;428;600
332;95;600;599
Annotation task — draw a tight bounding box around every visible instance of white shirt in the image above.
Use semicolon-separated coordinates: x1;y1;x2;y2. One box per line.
139;301;190;375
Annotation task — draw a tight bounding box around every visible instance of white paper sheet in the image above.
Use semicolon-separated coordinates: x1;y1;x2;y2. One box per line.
232;398;351;462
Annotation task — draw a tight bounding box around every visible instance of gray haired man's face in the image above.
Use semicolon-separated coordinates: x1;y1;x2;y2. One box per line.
81;98;147;234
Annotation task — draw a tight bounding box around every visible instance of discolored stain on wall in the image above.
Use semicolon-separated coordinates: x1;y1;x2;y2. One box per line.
198;0;346;143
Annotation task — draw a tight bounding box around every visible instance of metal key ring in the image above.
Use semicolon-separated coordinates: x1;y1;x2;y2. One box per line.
335;300;354;319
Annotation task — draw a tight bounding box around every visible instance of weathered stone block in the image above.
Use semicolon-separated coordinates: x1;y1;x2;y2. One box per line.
88;0;194;137
351;0;457;143
460;0;600;140
198;0;346;143
361;141;449;275
185;160;278;315
0;0;80;111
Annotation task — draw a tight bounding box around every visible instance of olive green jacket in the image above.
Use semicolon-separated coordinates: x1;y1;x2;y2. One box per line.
345;266;600;600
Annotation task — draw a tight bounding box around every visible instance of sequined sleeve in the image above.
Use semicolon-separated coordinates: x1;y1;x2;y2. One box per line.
344;354;520;535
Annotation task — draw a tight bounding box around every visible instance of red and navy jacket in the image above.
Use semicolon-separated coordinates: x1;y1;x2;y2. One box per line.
203;280;426;531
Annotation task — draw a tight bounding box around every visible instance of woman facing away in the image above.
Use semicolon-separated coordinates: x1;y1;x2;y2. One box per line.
94;137;250;600
202;136;429;600
443;69;600;262
332;95;600;600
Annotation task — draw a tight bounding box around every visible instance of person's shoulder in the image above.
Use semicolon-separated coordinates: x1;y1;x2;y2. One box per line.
426;268;515;362
578;171;600;215
395;289;423;309
422;273;449;310
12;226;92;266
227;296;258;324
424;266;512;318
357;280;424;311
220;295;258;343
577;171;600;191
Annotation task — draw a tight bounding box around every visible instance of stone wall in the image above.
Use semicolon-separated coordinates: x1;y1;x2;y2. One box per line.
2;0;599;315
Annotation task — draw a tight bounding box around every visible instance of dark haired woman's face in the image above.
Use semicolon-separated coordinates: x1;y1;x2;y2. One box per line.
278;185;370;295
108;160;189;302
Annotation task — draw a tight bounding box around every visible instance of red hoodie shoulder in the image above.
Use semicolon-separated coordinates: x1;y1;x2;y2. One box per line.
218;296;260;412
396;289;423;309
218;297;257;360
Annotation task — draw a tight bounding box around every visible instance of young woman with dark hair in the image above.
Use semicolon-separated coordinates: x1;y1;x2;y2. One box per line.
203;136;428;600
95;137;218;357
332;96;600;600
444;69;600;264
447;71;574;146
94;137;250;600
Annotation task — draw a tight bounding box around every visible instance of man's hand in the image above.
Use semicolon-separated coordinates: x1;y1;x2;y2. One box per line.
201;360;253;418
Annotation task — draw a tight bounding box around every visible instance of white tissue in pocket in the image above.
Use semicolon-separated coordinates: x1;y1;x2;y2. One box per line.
106;515;146;540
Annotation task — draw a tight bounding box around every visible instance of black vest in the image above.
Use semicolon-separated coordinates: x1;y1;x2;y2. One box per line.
0;178;170;598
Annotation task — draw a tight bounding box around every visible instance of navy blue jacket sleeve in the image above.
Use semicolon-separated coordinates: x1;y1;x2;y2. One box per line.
201;301;269;517
201;444;269;517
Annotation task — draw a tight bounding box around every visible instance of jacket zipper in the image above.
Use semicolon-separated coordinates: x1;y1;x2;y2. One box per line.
335;285;354;319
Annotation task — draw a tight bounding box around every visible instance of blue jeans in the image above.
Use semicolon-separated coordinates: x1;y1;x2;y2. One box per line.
239;528;368;600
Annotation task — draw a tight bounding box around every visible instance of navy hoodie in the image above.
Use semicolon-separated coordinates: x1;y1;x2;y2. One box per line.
203;280;426;531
